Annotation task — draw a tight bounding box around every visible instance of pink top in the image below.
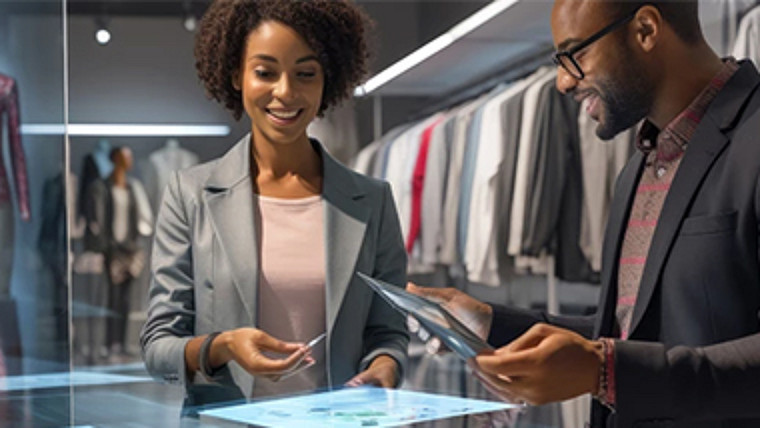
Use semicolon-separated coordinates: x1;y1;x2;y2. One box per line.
253;194;327;398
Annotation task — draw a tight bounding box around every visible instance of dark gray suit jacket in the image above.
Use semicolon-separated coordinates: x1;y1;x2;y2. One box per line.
489;60;760;428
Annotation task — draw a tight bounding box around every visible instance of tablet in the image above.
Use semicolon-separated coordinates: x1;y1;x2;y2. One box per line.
357;272;493;360
199;386;517;427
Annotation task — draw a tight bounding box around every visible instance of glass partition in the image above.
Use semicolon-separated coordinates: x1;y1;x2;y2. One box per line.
0;0;70;425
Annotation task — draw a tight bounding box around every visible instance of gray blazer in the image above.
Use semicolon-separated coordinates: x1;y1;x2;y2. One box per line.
140;134;409;407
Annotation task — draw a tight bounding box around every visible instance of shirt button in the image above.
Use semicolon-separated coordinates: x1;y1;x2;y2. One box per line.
657;167;666;178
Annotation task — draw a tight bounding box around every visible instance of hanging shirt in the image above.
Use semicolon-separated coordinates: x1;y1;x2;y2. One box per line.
731;6;760;67
111;186;130;244
0;74;30;219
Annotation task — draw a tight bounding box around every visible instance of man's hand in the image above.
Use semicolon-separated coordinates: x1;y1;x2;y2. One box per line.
405;282;493;353
471;323;604;405
345;355;399;388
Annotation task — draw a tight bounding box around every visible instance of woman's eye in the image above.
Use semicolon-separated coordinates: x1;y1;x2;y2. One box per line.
255;69;274;78
298;71;316;78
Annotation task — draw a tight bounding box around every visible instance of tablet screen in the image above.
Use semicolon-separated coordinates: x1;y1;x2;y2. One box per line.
357;272;492;360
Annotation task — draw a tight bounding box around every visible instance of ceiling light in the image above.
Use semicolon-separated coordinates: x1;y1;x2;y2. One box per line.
183;15;197;32
20;124;231;137
95;16;111;45
355;0;520;96
95;28;111;45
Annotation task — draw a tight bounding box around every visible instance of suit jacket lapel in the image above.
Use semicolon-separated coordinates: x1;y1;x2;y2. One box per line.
204;135;258;324
319;142;370;334
594;151;645;338
628;61;760;337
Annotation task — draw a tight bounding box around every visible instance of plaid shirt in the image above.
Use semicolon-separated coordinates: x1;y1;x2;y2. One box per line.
615;58;739;339
601;58;739;408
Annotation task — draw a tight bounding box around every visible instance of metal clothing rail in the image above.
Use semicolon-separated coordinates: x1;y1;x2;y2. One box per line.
404;44;555;123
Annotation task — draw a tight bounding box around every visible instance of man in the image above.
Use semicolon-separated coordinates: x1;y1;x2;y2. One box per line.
408;1;760;427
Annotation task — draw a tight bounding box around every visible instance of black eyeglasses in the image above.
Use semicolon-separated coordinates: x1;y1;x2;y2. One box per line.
552;8;640;80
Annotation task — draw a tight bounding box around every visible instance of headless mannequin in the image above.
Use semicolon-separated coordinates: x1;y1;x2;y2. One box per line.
93;139;114;178
0;73;31;299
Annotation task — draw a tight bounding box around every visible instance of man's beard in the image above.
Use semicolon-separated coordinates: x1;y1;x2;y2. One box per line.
595;62;653;140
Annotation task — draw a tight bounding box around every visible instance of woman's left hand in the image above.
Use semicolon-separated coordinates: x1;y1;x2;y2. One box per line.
345;355;398;388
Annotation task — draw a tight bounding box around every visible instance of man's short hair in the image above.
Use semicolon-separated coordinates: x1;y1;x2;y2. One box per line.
605;0;702;44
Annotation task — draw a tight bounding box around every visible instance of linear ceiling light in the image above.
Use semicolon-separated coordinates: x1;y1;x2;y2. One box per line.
355;0;520;96
21;124;231;137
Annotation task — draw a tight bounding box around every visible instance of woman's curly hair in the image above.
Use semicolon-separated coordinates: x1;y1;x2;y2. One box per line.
195;0;373;120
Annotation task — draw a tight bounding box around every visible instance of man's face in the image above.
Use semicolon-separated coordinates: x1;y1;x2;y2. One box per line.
551;0;654;140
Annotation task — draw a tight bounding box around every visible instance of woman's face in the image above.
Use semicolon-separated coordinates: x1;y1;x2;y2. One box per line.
235;20;324;146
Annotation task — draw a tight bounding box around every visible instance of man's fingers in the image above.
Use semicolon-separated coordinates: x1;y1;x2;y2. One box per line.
504;323;552;353
470;367;524;404
405;282;451;304
474;349;535;377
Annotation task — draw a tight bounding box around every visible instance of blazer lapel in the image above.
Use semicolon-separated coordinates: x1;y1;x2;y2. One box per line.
204;135;258;324
628;61;760;336
319;142;371;334
594;151;645;338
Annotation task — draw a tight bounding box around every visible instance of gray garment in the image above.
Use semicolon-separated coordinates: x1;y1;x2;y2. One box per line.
520;79;557;255
143;144;200;214
494;88;526;274
307;101;360;165
578;104;635;273
420;114;454;266
0;203;13;298
457;107;486;258
439;99;483;266
140;134;409;407
522;79;583;257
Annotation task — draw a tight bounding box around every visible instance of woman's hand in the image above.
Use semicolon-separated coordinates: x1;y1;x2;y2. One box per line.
345;355;399;388
210;327;313;380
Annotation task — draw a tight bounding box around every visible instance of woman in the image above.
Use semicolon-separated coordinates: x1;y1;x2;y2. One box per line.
140;0;408;412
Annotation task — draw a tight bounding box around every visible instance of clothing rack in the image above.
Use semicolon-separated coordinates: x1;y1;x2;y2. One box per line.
404;44;555;123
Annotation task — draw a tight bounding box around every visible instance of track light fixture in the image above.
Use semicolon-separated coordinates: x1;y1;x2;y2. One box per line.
95;16;110;45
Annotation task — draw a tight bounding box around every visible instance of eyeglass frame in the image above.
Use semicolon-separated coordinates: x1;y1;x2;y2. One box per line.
552;7;641;80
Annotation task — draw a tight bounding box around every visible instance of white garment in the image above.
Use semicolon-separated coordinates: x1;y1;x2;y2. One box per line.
111;186;130;243
144;143;199;212
352;140;381;175
701;0;759;55
577;101;635;272
384;115;440;242
732;5;760;67
465;68;554;286
507;70;558;257
131;178;154;237
439;97;487;266
307;101;360;165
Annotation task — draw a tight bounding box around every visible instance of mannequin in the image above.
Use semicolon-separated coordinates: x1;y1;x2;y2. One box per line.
0;73;31;299
143;138;199;212
84;146;152;358
78;139;113;231
0;73;29;375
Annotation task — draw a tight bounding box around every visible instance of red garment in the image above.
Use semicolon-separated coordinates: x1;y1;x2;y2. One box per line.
406;118;442;253
0;74;30;221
